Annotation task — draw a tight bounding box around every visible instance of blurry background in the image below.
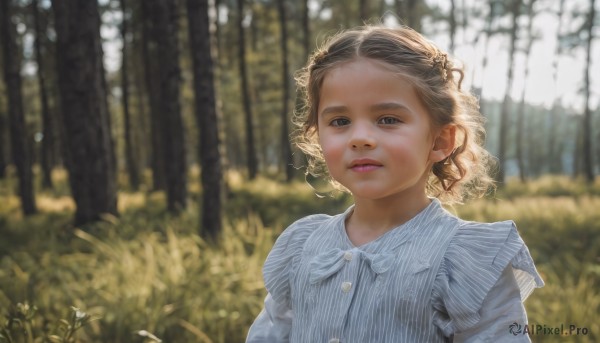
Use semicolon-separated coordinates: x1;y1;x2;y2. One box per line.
0;0;599;342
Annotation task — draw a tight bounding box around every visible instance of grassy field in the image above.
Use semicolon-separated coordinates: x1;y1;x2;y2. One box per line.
0;170;599;342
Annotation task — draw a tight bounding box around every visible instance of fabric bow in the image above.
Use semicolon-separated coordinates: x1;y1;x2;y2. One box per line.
309;248;395;284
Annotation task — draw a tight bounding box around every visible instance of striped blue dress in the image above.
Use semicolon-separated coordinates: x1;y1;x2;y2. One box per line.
246;199;544;342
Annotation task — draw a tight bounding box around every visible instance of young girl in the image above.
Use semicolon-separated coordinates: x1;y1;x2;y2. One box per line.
246;25;544;342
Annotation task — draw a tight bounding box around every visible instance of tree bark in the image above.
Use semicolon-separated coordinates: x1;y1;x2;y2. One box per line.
407;0;422;31
460;0;468;44
0;0;37;215
395;0;423;32
119;0;140;190
32;0;54;189
448;0;456;54
476;0;496;101
215;0;222;56
0;98;7;179
151;0;188;212
51;0;117;225
516;0;536;182
581;0;596;183
292;0;311;174
360;0;369;22
132;38;150;173
186;0;223;240
237;0;258;179
302;0;310;59
497;0;520;184
141;0;166;191
277;0;294;182
573;116;583;179
394;0;405;21
547;0;566;174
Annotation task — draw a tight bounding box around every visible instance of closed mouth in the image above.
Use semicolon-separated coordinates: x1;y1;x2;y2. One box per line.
349;158;383;171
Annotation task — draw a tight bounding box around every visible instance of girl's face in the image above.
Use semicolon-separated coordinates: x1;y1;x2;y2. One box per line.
317;58;451;202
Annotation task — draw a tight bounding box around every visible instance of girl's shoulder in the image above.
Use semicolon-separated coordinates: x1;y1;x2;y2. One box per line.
448;219;540;280
434;219;544;333
445;218;544;295
262;213;337;305
274;213;336;249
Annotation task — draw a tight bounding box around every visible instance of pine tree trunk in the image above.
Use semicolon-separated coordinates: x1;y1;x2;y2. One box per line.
394;0;405;21
460;0;468;43
516;0;536;182
0;0;37;215
407;0;422;32
292;0;311;173
215;0;222;56
130;3;150;172
360;0;369;22
548;0;565;174
51;0;117;225
448;0;456;54
581;0;596;183
573;116;583;179
596;106;600;174
141;0;166;191
186;0;223;240
119;0;140;190
237;0;258;179
133;46;149;172
277;0;294;182
394;0;423;31
497;0;520;184
151;0;188;212
32;0;54;189
302;0;310;58
476;0;496;105
209;0;230;196
0;100;7;179
378;0;386;17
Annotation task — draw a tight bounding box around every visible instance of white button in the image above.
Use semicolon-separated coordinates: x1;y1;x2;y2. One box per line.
341;281;352;293
343;251;353;261
329;339;340;343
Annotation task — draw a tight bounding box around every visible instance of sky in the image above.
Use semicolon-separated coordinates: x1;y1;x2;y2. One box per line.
421;0;599;112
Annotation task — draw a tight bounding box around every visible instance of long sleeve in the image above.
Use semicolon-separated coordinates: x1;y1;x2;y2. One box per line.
431;220;544;340
246;214;329;342
453;266;531;342
246;293;293;343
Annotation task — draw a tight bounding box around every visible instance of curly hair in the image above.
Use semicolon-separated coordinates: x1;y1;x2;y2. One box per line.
294;25;496;203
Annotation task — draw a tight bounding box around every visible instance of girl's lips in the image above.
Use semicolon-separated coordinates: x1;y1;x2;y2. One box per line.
350;164;382;172
349;158;383;172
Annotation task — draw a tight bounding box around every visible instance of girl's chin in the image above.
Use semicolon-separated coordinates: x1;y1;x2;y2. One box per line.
346;188;391;201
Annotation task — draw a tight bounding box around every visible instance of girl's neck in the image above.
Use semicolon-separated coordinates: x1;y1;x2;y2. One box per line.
345;192;430;247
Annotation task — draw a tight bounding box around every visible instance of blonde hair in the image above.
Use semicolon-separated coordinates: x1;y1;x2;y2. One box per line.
294;25;495;203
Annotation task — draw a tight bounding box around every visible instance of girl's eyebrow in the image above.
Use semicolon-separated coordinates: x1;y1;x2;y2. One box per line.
370;102;410;113
320;102;410;118
320;105;348;118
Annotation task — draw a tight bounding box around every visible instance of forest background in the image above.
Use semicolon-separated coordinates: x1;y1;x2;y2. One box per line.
1;0;599;342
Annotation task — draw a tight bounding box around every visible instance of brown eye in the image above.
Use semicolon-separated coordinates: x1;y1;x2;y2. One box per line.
330;118;350;127
378;117;400;125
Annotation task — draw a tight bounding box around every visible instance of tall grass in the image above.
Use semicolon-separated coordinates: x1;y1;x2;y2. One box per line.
1;212;275;342
1;172;598;342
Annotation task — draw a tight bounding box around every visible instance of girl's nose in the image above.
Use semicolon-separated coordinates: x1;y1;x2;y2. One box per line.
349;123;377;150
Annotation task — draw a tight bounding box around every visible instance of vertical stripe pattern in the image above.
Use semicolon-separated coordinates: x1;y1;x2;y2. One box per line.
251;199;544;342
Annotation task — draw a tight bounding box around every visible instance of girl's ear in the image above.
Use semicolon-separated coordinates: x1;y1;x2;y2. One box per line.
430;124;456;162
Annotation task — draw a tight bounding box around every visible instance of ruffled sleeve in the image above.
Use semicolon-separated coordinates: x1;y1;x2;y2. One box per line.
247;215;331;342
263;214;330;307
432;220;544;336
